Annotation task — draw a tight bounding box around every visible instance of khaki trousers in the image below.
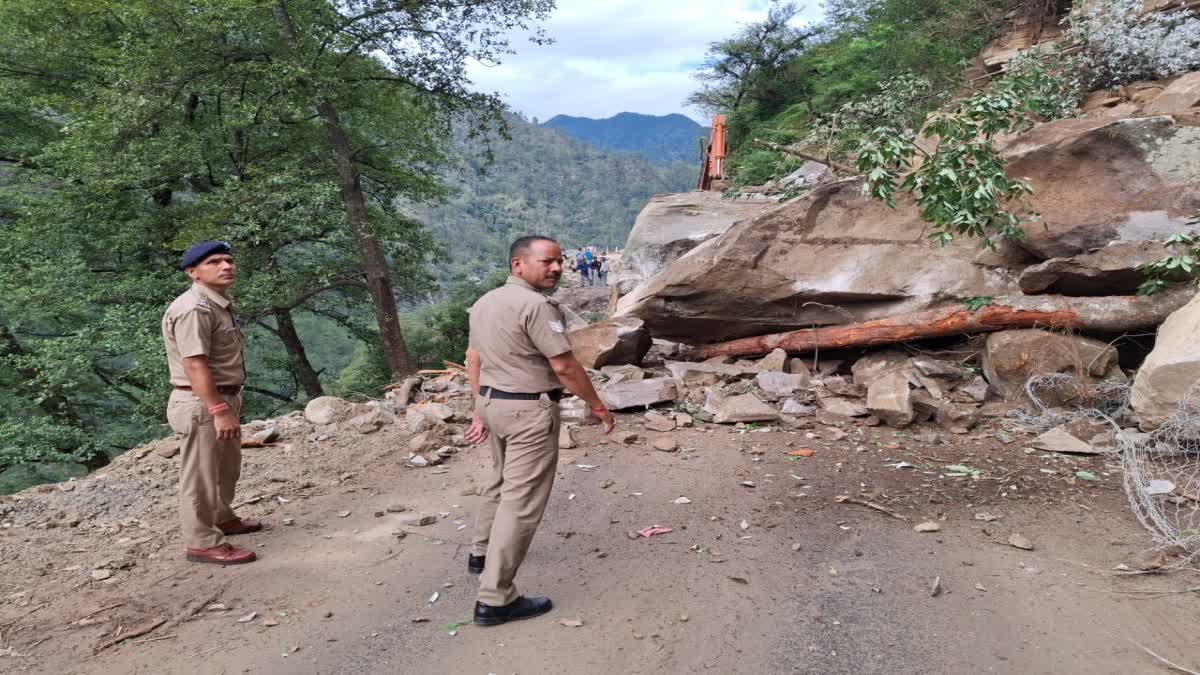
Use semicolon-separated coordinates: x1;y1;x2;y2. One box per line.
166;390;243;549
470;393;561;606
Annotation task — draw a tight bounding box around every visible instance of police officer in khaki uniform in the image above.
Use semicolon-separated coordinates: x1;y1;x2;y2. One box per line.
161;241;261;565
465;235;616;625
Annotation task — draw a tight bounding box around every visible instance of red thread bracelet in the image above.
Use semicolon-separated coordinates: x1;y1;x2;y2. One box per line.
208;403;230;415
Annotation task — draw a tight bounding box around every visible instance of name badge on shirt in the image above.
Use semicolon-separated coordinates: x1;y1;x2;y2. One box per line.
548;320;564;334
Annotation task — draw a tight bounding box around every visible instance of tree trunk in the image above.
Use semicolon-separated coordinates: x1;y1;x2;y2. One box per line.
272;1;414;379
273;309;323;398
685;288;1195;360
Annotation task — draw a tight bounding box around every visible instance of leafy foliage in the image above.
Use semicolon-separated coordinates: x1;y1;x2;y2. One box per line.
857;55;1083;248
1068;0;1200;87
1137;215;1200;295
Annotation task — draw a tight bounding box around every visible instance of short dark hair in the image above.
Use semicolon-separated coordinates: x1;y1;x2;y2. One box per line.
509;235;559;262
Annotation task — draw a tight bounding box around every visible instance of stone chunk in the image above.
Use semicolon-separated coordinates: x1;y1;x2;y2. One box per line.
981;330;1120;402
712;393;780;424
643;411;676;432
1030;426;1109;455
409;430;444;455
866;371;914;428
1132;291;1200;428
786;358;810;375
664;361;760;381
850;349;912;387
652;435;679;452
569;317;652;369
406;402;454;433
398;513;437;526
912;358;964;380
559;425;577;450
304;396;350;425
1144;71;1200;115
754;371;811;400
756;348;789;372
817;396;868;418
601;378;678;410
349;409;390;434
781;399;815;416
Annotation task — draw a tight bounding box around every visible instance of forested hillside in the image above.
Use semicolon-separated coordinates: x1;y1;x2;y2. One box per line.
0;0;692;493
541;112;708;164
422;114;695;280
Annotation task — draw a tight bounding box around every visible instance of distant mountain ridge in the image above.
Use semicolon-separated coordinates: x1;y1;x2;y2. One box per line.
541;112;708;165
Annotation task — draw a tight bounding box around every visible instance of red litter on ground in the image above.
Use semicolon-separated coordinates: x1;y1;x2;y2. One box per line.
637;526;673;538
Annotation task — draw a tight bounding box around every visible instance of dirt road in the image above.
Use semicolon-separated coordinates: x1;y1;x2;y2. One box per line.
3;414;1199;674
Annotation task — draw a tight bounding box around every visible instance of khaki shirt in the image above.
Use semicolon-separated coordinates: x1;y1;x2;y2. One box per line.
161;283;246;387
469;276;572;393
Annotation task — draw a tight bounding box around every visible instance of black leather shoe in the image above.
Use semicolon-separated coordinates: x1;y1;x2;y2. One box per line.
467;554;485;575
473;596;553;626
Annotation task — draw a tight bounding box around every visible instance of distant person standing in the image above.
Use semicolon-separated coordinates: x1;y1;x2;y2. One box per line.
464;235;615;625
590;256;603;285
574;249;590;285
597;256;610;286
161;241;261;565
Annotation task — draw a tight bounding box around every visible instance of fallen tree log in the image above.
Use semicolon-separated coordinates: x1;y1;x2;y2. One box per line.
685;287;1194;360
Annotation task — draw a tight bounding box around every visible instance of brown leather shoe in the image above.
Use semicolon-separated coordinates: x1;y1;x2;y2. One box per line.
218;518;263;535
185;543;257;565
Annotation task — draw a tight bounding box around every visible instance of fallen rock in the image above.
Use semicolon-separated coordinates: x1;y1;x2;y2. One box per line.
1132;290;1200;428
756;348;789;372
348;409;390;435
616;116;1200;342
911;358;964;380
409;430;445;455
398;513;438;527
817;396;869;418
1007;533;1034;551
614;191;778;294
754;371;811;400
569;316;653;369
913;522;941;533
155;443;181;459
712;393;780;424
250;426;280;444
851;349;913;387
1144;71;1200;115
981;329;1121;402
643;411;676;432
601;364;646;382
559;425;577;450
781;399;814;416
652;435;679;452
406;402;455;433
1018;240;1168;296
601;378;678;410
956;376;990;403
866;372;915;428
304;396;350;426
786;357;810;375
618;432;640;445
1031;426;1109;455
934;403;979;433
664;361;760;381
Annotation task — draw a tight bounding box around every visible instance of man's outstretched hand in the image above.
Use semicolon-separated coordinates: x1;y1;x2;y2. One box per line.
591;405;615;434
465;413;489;446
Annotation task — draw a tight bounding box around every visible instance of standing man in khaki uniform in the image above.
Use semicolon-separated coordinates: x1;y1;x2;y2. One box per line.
161;241;261;565
465;235;616;626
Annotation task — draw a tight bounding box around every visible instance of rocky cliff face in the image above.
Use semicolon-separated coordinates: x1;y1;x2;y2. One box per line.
615;114;1200;343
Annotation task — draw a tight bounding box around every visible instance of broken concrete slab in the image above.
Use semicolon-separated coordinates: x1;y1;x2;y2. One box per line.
755;371;811;400
817;396;869;418
569;316;653;369
712;393;781;424
867;371;915;428
756;348;789;372
600;378;678;410
1030;426;1111;455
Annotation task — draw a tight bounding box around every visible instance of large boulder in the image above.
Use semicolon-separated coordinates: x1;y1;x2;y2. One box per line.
1131;291;1200;428
1004;116;1200;259
614;115;1200;344
1144;72;1200;116
1018;240;1167;295
304;396;351;425
569;316;652;369
615;178;1022;342
981;329;1122;402
615;191;779;294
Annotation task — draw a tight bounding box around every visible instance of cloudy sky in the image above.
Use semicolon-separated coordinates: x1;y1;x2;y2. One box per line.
467;1;824;124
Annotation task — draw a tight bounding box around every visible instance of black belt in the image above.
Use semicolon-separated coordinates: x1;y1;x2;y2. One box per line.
480;386;563;401
176;385;242;395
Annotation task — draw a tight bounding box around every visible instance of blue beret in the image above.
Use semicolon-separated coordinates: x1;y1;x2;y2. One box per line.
178;240;232;270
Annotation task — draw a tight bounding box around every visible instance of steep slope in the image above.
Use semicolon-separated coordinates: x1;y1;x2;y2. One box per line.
421;114;696;280
541;112;708;164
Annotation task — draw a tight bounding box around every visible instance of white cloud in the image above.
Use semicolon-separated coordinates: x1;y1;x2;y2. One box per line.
467;0;823;123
